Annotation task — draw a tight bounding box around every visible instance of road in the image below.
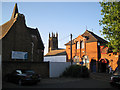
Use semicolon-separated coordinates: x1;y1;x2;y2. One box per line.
2;77;119;89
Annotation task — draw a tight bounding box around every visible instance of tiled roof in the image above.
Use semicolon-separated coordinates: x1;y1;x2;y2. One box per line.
82;30;108;43
0;3;44;50
0;18;17;40
64;39;76;45
44;49;66;56
65;30;108;45
0;3;18;40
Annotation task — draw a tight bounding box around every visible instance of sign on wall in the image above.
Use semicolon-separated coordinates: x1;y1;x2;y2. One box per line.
12;51;28;59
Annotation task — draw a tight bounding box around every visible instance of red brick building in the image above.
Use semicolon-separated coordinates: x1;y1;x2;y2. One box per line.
65;30;109;72
100;46;119;71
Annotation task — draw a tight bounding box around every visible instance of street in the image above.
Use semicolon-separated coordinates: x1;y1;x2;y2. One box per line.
2;77;119;89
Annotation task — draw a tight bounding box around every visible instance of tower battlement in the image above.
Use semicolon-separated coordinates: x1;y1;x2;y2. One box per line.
48;32;58;52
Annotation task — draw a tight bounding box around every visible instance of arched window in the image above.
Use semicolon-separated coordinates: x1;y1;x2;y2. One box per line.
76;41;80;49
81;41;84;49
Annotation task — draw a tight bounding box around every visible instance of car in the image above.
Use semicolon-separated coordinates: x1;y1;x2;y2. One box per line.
5;69;41;85
110;68;120;87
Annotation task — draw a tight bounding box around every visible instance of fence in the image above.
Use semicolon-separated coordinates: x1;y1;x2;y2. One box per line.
2;61;49;81
49;62;71;78
2;60;75;81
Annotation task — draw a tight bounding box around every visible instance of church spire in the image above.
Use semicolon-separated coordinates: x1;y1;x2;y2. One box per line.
11;3;18;19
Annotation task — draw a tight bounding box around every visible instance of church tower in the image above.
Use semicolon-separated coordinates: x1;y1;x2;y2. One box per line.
48;32;58;52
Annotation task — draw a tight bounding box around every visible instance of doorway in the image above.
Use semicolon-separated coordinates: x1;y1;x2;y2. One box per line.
100;63;107;72
90;59;96;72
99;58;109;73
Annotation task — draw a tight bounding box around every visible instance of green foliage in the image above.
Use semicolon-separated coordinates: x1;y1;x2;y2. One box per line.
99;2;120;53
61;65;90;78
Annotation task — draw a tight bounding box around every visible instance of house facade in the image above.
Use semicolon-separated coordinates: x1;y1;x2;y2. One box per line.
99;46;119;72
65;30;108;72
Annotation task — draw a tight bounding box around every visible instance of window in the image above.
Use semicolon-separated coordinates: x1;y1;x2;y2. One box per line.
32;35;36;38
98;42;100;46
81;41;84;49
76;41;80;49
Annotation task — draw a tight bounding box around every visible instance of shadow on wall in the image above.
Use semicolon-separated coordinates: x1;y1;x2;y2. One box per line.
90;59;96;72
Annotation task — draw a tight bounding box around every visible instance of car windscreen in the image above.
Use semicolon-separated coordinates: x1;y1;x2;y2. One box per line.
16;70;22;74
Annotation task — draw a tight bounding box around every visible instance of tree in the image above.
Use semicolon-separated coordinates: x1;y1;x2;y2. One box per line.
99;1;120;68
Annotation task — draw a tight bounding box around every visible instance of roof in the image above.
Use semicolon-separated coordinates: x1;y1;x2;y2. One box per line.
0;3;18;40
0;18;17;40
82;30;108;43
11;3;18;19
44;49;66;57
65;39;76;45
65;30;108;45
0;3;44;50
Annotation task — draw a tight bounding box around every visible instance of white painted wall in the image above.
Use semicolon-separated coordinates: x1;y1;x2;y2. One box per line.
49;62;71;78
44;55;66;62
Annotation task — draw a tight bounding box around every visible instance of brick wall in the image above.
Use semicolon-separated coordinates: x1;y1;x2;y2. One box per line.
2;17;32;61
2;14;44;62
2;61;49;82
101;53;118;70
66;39;98;62
86;42;98;62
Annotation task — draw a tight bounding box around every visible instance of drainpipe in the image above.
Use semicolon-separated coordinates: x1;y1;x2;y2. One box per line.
70;34;73;65
31;42;34;62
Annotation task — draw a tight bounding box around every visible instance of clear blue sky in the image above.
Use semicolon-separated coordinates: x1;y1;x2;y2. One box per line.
1;2;104;55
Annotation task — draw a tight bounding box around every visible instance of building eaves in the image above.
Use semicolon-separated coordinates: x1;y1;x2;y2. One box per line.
44;49;66;57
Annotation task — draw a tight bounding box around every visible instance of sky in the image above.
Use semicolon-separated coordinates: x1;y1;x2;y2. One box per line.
1;1;105;55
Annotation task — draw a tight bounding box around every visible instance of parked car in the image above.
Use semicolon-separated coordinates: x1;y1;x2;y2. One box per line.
110;68;120;87
5;69;41;85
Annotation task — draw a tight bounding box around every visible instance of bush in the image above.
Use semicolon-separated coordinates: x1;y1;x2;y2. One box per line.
62;65;90;78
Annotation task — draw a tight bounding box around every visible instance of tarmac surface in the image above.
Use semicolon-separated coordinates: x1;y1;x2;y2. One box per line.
2;73;120;89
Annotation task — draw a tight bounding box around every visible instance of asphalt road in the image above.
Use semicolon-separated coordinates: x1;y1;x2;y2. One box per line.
2;77;119;89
